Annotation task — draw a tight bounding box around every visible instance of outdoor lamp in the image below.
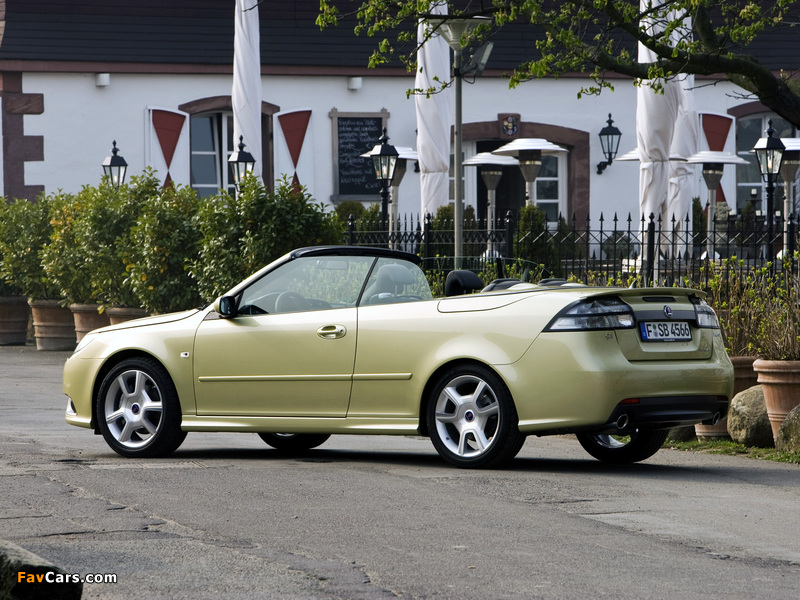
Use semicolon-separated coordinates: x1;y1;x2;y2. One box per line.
517;149;542;188
753;120;785;255
371;129;398;234
597;114;622;174
228;135;256;190
102;141;128;188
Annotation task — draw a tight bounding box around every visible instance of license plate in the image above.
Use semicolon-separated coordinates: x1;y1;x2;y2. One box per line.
640;321;692;342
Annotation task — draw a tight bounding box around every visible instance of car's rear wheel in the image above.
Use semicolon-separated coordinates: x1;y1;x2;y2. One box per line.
427;365;525;468
576;429;669;463
96;357;186;458
258;433;331;452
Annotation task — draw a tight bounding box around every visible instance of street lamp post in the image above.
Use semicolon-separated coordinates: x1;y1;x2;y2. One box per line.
371;129;399;238
753;121;785;258
102;141;128;189
228;135;256;194
424;16;490;264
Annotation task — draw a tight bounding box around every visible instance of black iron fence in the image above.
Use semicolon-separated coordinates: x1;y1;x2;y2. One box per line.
345;211;800;287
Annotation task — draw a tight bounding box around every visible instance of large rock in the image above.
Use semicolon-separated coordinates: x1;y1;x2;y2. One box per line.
775;404;800;453
727;385;774;448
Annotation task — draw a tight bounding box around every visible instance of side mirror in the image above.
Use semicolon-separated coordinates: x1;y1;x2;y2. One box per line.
214;296;237;318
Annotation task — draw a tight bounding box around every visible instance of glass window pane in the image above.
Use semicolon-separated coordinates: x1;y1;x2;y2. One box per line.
539;155;558;178
191;116;215;152
736;155;762;184
737;185;763;210
536;201;559;222
360;258;432;306
536;179;559;200
192;155;218;185
227;116;235;153
737;117;762;154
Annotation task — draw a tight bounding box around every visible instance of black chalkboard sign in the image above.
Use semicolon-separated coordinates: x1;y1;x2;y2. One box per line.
336;116;382;196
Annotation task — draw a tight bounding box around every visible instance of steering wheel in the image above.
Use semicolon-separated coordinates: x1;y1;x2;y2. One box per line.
274;291;310;313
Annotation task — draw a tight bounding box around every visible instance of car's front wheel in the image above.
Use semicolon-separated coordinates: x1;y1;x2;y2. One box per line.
96;357;186;458
258;433;331;452
576;429;669;463
427;365;525;468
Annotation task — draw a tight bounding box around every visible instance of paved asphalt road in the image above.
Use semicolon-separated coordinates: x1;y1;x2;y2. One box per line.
1;345;799;599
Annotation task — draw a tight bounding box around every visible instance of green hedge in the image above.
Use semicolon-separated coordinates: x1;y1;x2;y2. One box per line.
0;174;343;314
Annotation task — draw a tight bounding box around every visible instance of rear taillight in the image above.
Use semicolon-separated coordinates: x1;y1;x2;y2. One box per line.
544;297;635;332
691;297;720;329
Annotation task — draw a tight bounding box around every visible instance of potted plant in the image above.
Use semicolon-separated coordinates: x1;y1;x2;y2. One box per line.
748;261;800;441
0;275;29;345
698;259;760;439
41;189;109;341
125;182;203;314
0;195;75;350
83;172;157;323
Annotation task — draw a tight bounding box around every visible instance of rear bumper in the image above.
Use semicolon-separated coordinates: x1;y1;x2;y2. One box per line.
600;395;728;433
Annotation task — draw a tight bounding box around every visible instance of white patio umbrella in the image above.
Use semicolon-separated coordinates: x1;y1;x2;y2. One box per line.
636;1;680;226
415;3;452;217
232;0;262;178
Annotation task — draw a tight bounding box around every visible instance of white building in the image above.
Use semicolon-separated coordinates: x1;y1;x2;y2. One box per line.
1;1;796;226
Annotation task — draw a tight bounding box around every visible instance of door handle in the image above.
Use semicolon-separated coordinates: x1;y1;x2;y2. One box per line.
316;324;346;339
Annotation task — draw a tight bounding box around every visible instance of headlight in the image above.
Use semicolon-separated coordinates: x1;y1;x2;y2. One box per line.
544;297;635;331
692;297;720;329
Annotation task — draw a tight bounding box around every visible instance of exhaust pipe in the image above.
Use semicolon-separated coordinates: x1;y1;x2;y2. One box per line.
710;412;721;426
616;414;630;430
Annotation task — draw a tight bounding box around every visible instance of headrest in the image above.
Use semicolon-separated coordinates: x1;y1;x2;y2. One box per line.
444;270;484;297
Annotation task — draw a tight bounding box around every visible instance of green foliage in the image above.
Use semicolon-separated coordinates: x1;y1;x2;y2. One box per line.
514;205;577;277
704;257;800;360
0;195;60;300
126;184;203;313
84;173;158;308
335;200;367;222
42;190;95;304
191;175;343;300
317;1;800;127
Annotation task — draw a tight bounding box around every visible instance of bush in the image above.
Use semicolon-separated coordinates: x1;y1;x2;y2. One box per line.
0;195;60;300
81;173;159;308
41;190;95;304
126;183;203;313
191;175;343;300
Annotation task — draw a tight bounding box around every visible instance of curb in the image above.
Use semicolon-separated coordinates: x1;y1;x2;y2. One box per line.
0;539;82;600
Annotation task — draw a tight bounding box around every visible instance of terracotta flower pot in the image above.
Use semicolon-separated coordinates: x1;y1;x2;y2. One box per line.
753;359;800;441
69;303;111;342
0;296;30;345
28;299;76;351
106;306;148;325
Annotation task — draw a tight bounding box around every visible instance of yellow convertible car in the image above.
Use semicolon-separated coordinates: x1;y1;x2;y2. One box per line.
64;246;733;468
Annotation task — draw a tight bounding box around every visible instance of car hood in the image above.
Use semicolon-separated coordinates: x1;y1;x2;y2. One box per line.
91;309;201;334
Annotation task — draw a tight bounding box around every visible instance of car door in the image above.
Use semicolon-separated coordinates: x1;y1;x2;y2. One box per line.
192;255;373;417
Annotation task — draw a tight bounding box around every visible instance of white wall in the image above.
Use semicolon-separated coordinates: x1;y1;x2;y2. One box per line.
22;71;748;223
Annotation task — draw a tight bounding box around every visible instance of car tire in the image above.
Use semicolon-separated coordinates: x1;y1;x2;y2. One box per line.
96;357;187;458
576;429;669;464
427;364;525;468
258;433;331;452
